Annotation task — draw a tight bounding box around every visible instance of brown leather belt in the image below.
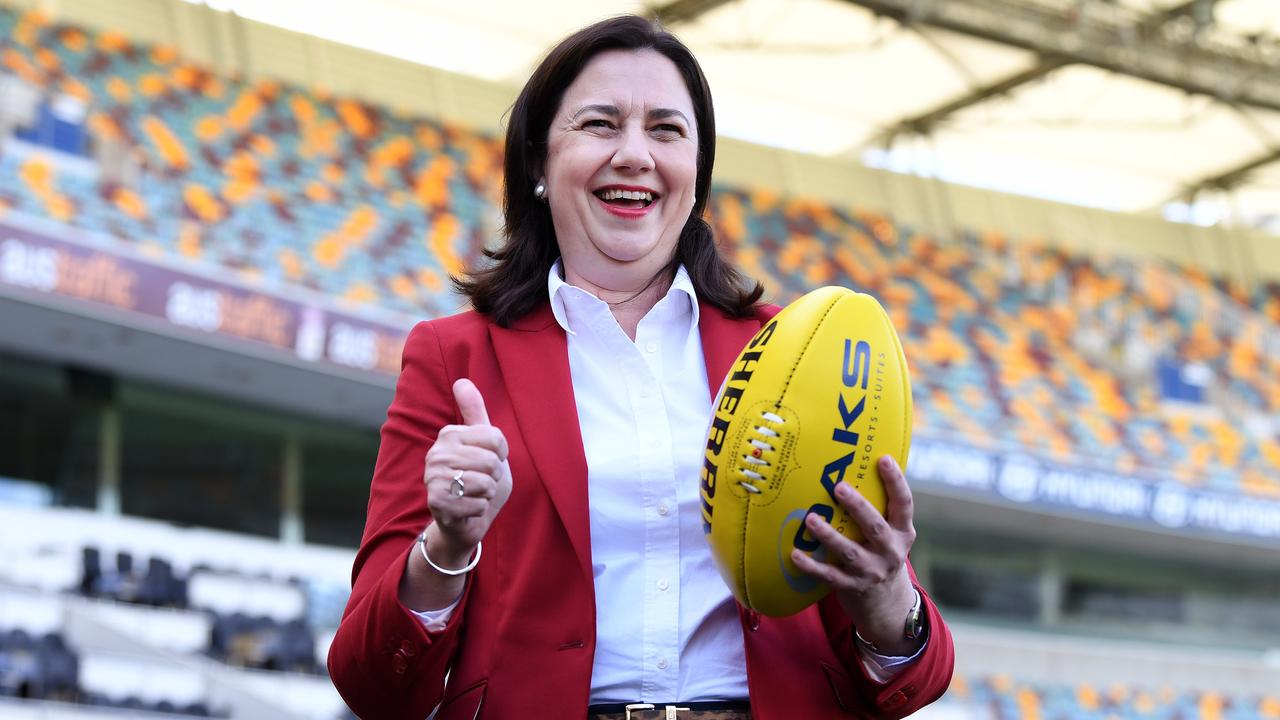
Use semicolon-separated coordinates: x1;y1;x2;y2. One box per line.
587;702;751;720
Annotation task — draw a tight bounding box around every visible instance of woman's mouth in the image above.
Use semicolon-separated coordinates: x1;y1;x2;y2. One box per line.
593;187;658;209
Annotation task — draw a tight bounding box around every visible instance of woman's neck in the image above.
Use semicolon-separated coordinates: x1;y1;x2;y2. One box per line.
563;265;674;341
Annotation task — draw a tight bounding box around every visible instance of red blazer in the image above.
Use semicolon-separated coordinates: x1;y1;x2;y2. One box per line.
328;300;954;719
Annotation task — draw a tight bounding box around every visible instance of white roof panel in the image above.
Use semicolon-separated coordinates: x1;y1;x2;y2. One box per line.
187;0;1280;235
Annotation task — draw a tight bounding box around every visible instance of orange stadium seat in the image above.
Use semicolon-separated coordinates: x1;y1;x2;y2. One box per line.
947;674;1280;720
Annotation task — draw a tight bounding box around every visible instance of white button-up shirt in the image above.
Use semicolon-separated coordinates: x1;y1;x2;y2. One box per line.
549;261;747;703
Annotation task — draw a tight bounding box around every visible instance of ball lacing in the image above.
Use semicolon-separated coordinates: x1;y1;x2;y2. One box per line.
739;411;785;494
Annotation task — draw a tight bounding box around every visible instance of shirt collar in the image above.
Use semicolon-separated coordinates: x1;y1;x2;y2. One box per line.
547;259;700;336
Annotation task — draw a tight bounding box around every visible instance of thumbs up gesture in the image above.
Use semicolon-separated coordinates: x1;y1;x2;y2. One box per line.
422;378;513;562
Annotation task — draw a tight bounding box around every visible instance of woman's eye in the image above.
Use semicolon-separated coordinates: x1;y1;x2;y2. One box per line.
652;124;684;137
583;119;614;130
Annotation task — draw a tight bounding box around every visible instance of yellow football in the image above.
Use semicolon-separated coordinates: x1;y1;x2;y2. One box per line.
700;286;913;617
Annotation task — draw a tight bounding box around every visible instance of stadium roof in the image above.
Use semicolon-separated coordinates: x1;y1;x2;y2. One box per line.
187;0;1280;235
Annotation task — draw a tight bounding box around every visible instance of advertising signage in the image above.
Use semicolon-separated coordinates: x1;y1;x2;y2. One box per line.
910;437;1280;543
0;218;412;378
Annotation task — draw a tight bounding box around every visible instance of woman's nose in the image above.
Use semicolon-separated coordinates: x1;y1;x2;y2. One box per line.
611;126;655;173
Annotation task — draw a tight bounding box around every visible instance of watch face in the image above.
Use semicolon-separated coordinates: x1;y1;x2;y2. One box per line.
908;610;924;639
905;588;925;640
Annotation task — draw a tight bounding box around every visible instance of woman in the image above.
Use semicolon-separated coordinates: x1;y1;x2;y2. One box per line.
328;15;953;720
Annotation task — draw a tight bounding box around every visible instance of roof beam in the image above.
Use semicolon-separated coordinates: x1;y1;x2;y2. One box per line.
1178;146;1280;198
649;0;735;25
867;57;1070;146
838;0;1280;113
865;1;1209;147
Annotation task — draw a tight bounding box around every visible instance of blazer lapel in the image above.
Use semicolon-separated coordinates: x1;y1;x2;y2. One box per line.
489;304;592;582
698;301;771;400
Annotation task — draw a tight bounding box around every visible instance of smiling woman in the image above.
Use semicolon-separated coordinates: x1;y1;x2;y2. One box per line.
328;15;954;720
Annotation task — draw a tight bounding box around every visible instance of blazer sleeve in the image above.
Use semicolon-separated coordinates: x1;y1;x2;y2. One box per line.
327;320;471;719
817;560;955;718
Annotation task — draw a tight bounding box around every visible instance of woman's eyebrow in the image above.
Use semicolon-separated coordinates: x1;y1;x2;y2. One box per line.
570;104;620;120
569;105;690;126
649;108;690;125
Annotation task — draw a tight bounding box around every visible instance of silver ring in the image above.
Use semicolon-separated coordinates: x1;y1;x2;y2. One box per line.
449;469;466;498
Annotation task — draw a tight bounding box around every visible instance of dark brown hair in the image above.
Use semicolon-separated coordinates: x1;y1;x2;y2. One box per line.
453;15;763;325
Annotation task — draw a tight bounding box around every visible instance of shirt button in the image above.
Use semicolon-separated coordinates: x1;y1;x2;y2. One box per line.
657;503;669;516
645;342;657;353
657;579;670;591
656;657;668;670
391;653;408;674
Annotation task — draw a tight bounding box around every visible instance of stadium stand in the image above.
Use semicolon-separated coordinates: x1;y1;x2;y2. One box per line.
711;187;1280;496
0;503;352;718
2;3;1280;719
0;4;499;320
2;3;1277;501
938;674;1280;720
2;0;1278;538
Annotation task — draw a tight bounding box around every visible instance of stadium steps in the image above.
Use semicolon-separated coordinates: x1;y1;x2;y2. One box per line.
951;621;1280;696
1;580;345;719
58;591;339;720
50;586;309;712
0;696;203;720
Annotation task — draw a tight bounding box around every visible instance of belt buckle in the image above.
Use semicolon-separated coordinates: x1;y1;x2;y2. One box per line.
624;705;691;720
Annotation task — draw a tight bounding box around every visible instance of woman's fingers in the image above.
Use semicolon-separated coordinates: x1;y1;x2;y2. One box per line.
804;510;874;572
432;469;498;500
428;496;491;527
832;481;895;553
429;444;505;481
877;455;916;534
793;468;915;594
437;424;509;460
420;384;514;548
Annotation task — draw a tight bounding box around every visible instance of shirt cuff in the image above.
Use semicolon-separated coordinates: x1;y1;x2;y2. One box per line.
854;631;929;684
408;595;461;632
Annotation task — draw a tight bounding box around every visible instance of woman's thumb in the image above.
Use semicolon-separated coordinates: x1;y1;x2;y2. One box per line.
453;378;491;426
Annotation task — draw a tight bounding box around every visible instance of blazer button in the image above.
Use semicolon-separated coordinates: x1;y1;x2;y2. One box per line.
400;640;416;657
748;611;761;631
392;652;409;674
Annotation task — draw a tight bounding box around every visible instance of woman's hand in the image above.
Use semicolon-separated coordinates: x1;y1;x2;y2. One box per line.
791;455;921;656
400;378;512;611
423;378;513;560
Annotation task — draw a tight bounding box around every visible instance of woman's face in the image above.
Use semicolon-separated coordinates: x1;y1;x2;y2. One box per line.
543;48;699;292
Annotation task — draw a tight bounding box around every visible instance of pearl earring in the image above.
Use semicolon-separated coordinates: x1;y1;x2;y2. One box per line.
534;179;547;201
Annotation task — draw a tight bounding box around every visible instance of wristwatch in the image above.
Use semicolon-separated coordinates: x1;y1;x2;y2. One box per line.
904;587;925;641
854;587;926;651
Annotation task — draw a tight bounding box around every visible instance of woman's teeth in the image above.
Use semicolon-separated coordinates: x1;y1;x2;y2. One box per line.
595;188;655;207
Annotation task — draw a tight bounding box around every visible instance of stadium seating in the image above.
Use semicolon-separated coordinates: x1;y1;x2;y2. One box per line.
711;187;1280;494
943;674;1280;720
0;5;498;318
0;504;352;718
2;4;1274;498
